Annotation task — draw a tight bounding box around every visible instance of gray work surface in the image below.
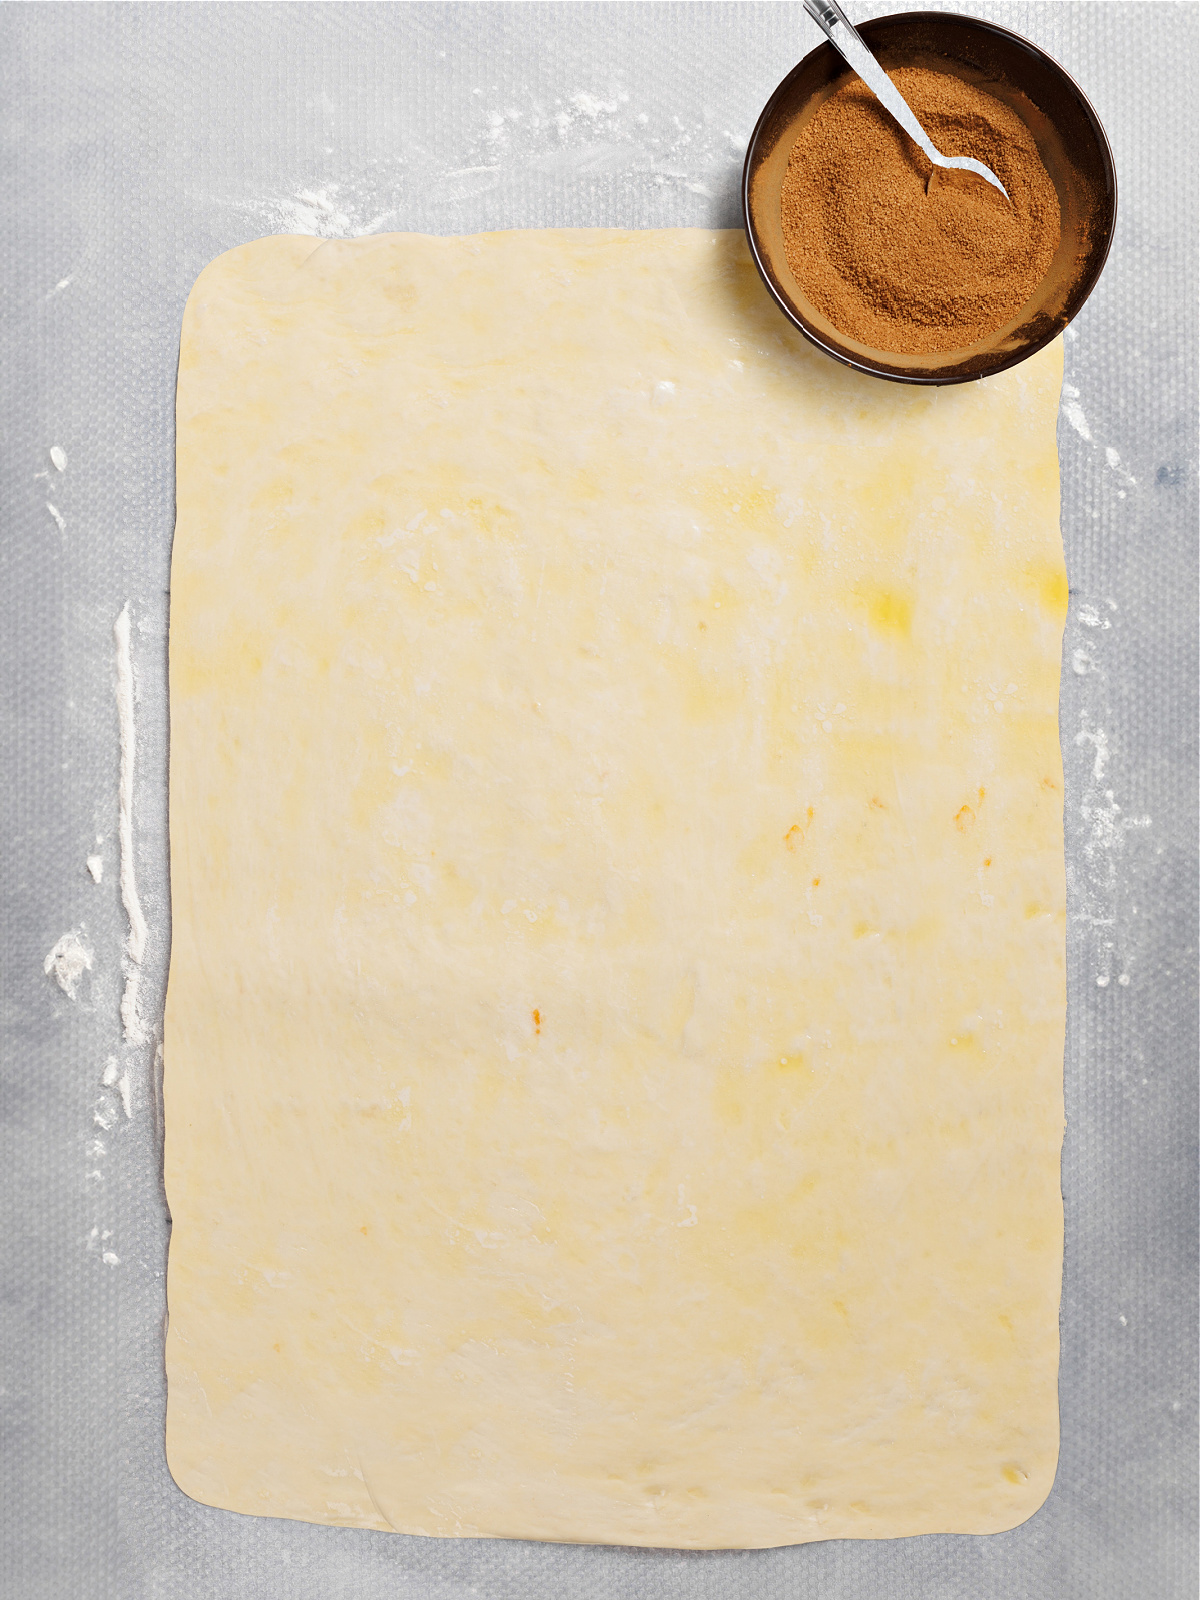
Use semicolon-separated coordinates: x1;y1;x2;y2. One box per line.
2;3;1196;1596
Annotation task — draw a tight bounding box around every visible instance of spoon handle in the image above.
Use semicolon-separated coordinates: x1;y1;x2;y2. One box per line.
801;0;943;170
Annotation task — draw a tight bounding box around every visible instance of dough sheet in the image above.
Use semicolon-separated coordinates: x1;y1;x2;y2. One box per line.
165;229;1065;1548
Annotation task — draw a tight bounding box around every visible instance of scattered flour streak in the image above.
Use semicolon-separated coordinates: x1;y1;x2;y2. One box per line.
44;930;93;999
1060;383;1094;442
1075;722;1110;781
251;183;391;239
151;1039;165;1146
100;1056;131;1117
1069;702;1152;989
120;969;147;1046
114;604;149;1041
1104;445;1137;486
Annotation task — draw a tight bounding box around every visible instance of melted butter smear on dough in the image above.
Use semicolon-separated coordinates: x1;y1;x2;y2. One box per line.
165;230;1066;1548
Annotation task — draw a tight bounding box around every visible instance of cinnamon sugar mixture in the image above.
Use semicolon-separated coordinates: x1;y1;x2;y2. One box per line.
782;67;1061;354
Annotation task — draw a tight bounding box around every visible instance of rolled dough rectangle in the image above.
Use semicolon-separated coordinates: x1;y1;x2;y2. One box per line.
165;229;1065;1548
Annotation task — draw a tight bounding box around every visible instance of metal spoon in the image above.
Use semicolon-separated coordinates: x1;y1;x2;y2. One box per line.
803;0;1010;198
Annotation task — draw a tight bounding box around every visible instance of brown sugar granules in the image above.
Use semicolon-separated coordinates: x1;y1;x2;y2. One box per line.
781;67;1061;354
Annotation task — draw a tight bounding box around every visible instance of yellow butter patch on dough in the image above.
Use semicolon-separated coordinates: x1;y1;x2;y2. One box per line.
165;229;1066;1548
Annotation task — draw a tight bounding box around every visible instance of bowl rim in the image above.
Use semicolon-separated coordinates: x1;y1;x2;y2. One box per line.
741;9;1119;386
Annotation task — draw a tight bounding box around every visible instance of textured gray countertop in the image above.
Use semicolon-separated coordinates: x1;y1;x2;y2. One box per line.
2;4;1196;1597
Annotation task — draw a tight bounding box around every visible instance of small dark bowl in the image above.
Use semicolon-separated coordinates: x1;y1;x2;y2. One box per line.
742;11;1117;385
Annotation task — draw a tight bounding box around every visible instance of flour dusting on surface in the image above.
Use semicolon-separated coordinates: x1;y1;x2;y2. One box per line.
115;605;147;963
1104;445;1136;485
74;618;154;1276
115;604;149;1041
101;1054;133;1119
1067;616;1152;991
240;84;748;244
1061;382;1140;504
1060;347;1150;999
44;930;93;999
1075;721;1110;781
251;183;392;239
468;86;747;192
120;969;148;1046
86;1228;121;1268
1061;383;1093;442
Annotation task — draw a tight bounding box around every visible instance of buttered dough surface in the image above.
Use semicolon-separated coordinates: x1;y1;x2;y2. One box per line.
165;230;1066;1548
